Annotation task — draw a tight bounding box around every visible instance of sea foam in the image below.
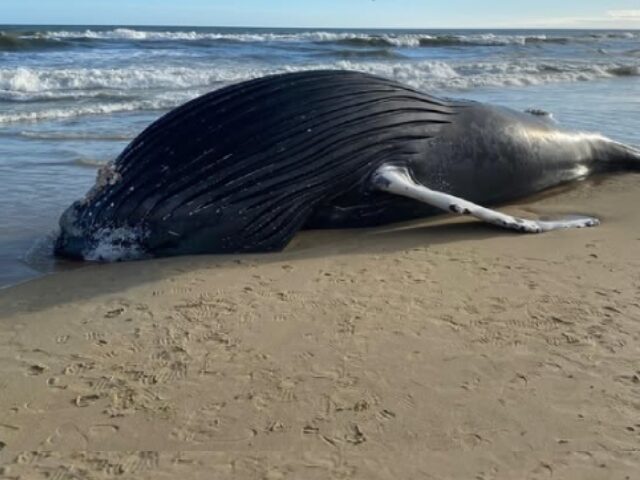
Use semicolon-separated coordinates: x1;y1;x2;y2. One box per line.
0;60;638;123
35;28;638;48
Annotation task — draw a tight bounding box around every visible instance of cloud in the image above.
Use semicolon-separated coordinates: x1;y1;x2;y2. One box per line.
607;10;640;19
506;10;640;28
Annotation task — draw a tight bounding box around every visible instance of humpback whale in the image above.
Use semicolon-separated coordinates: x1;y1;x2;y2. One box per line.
55;70;640;260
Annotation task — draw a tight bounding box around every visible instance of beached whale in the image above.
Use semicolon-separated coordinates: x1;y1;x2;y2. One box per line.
55;70;640;261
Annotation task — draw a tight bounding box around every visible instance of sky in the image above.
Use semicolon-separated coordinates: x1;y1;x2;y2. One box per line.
2;0;640;29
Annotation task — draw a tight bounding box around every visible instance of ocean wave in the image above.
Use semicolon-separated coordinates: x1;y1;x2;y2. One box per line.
594;32;638;40
2;60;637;93
0;95;191;123
607;65;640;76
0;32;70;51
1;60;637;123
31;28;639;49
0;88;138;102
315;48;405;60
37;157;112;168
71;157;111;168
19;131;134;141
417;33;572;47
0;66;226;93
329;35;421;48
44;27;267;42
336;60;640;90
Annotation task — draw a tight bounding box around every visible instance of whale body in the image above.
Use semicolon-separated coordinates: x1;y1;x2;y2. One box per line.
54;70;640;260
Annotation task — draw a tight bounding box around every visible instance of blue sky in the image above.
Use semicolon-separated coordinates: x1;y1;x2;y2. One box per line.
3;0;640;29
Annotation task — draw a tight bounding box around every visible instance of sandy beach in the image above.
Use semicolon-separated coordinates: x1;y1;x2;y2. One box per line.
1;172;639;479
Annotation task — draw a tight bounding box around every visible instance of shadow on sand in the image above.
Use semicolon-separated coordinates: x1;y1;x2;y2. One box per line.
0;217;510;316
1;171;630;316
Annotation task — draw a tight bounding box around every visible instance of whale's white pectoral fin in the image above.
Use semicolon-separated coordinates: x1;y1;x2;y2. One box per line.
372;165;600;233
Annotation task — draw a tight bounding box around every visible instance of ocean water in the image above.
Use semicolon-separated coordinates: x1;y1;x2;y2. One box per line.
1;25;639;288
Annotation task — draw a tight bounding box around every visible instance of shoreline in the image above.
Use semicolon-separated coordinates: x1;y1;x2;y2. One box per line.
0;170;629;294
1;173;639;478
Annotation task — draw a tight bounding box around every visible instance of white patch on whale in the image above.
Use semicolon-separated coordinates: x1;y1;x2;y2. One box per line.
83;226;148;262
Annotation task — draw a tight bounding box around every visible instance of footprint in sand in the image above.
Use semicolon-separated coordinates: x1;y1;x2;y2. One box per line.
40;424;88;449
105;307;126;318
74;394;103;407
89;424;120;439
46;377;67;389
27;364;48;376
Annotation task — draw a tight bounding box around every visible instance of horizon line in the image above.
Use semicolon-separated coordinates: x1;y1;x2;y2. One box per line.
1;22;640;31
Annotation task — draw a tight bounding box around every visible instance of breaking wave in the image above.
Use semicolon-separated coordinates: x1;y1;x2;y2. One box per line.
18;131;134;141
0;96;191;123
0;32;70;51
7;28;639;50
607;65;640;76
1;59;637;124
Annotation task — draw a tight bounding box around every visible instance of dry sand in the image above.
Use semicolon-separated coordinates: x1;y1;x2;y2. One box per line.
1;173;639;479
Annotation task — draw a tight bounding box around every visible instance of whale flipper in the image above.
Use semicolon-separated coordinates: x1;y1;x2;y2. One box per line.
373;165;600;233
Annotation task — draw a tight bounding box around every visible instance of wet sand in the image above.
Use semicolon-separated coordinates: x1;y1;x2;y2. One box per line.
1;173;639;479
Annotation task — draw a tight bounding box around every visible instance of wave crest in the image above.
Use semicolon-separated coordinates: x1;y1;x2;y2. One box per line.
0;32;70;51
1;60;638;123
17;28;640;49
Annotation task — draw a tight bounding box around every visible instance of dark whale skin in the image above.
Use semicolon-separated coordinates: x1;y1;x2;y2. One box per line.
55;70;639;260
